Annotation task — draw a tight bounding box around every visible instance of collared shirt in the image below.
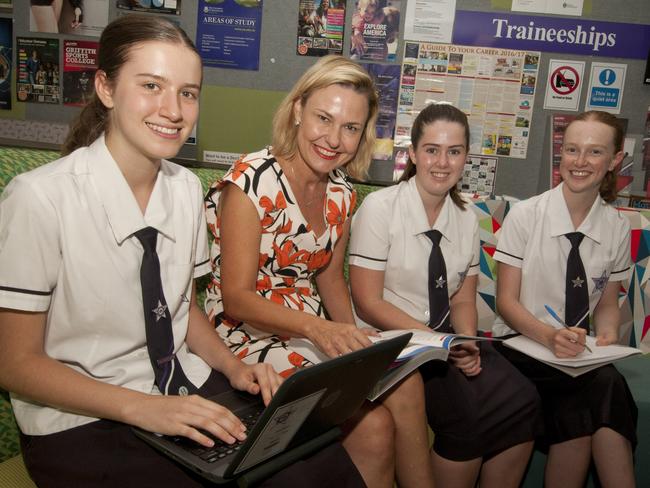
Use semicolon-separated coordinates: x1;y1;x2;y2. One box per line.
349;177;480;326
492;183;632;337
0;136;212;435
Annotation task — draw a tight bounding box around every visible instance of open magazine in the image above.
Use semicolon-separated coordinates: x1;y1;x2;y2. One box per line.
289;329;497;401
504;335;642;377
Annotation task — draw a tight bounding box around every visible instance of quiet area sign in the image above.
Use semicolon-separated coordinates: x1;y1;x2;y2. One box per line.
544;59;585;111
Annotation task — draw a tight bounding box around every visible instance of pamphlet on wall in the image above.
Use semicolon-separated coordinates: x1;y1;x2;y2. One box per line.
117;0;181;16
0;17;11;110
296;0;345;57
16;37;60;104
350;0;402;62
504;334;642;377
63;40;98;107
31;0;108;37
290;329;498;401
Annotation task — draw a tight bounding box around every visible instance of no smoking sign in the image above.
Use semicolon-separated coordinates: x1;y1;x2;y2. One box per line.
551;66;579;95
544;59;585;111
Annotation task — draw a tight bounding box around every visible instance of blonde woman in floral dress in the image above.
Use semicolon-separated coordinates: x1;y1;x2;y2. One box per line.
205;55;435;488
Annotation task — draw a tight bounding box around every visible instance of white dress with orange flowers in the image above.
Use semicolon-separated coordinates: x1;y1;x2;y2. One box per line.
204;148;356;377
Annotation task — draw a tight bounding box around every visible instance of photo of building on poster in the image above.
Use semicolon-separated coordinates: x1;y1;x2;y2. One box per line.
196;0;263;70
63;40;98;107
458;155;498;196
117;0;181;15
296;0;345;57
0;18;11;110
17;37;60;104
30;0;109;37
350;0;401;62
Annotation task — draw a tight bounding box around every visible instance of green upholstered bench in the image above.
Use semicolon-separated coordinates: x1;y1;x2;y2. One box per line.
1;146;648;487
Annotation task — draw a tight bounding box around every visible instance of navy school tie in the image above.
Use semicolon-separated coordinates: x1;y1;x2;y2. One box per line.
564;232;590;332
424;230;452;332
134;227;197;396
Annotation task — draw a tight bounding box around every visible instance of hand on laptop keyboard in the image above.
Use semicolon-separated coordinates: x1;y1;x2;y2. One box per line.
171;410;263;464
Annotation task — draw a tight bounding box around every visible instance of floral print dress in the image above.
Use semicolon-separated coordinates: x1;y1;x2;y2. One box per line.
204;148;356;377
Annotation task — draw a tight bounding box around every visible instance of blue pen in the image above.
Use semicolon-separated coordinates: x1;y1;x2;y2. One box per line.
544;304;593;353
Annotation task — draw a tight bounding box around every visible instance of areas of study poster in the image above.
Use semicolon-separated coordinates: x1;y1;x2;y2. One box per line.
0;18;11;110
30;0;109;37
196;0;262;70
297;0;345;57
361;63;400;160
63;40;98;107
350;0;401;62
17;37;60;104
117;0;181;15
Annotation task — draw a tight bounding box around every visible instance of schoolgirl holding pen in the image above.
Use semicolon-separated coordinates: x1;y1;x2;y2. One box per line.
494;110;637;488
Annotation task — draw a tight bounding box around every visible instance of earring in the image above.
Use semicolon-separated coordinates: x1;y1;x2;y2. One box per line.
295;120;301;126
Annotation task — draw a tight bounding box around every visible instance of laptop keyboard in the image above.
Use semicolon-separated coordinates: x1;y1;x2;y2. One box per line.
171;409;263;464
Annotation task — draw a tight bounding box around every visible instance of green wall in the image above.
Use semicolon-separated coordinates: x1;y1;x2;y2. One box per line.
197;86;287;157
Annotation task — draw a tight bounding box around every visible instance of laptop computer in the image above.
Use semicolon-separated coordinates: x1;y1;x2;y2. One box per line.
134;333;411;485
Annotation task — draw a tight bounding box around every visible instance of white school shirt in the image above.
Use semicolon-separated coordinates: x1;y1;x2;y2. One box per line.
0;136;212;435
492;183;632;337
349;177;480;326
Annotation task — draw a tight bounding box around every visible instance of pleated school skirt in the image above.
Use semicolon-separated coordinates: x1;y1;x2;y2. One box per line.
494;340;638;449
421;340;543;461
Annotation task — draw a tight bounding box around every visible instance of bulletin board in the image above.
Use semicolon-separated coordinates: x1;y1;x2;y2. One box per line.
1;0;650;200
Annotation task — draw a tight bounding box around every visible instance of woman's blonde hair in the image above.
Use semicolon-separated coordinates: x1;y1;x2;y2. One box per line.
271;55;378;181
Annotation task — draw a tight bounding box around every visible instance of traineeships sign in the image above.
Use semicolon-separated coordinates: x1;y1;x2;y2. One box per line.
453;10;650;60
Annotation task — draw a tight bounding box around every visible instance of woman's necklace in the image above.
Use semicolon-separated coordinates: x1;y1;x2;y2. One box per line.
290;163;326;207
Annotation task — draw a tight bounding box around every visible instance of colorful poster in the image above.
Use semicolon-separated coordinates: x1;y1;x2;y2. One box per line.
350;0;402;62
296;0;345;57
458;155;498;196
543;59;585;111
0;18;11;110
394;42;540;160
30;0;109;37
361;63;400;160
585;62;627;114
196;0;263;70
63;40;98;107
16;37;60;104
116;0;181;15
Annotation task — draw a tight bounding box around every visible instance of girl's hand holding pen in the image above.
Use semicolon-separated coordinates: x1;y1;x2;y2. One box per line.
551;326;588;358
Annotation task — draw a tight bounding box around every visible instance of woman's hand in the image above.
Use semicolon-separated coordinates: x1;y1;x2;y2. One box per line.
123;394;247;448
550;327;588;358
306;321;372;358
449;342;482;377
224;362;283;406
595;328;618;347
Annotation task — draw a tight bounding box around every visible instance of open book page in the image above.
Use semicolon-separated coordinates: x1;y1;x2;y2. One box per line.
289;329;499;400
369;329;498;357
504;335;642;377
367;347;448;401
